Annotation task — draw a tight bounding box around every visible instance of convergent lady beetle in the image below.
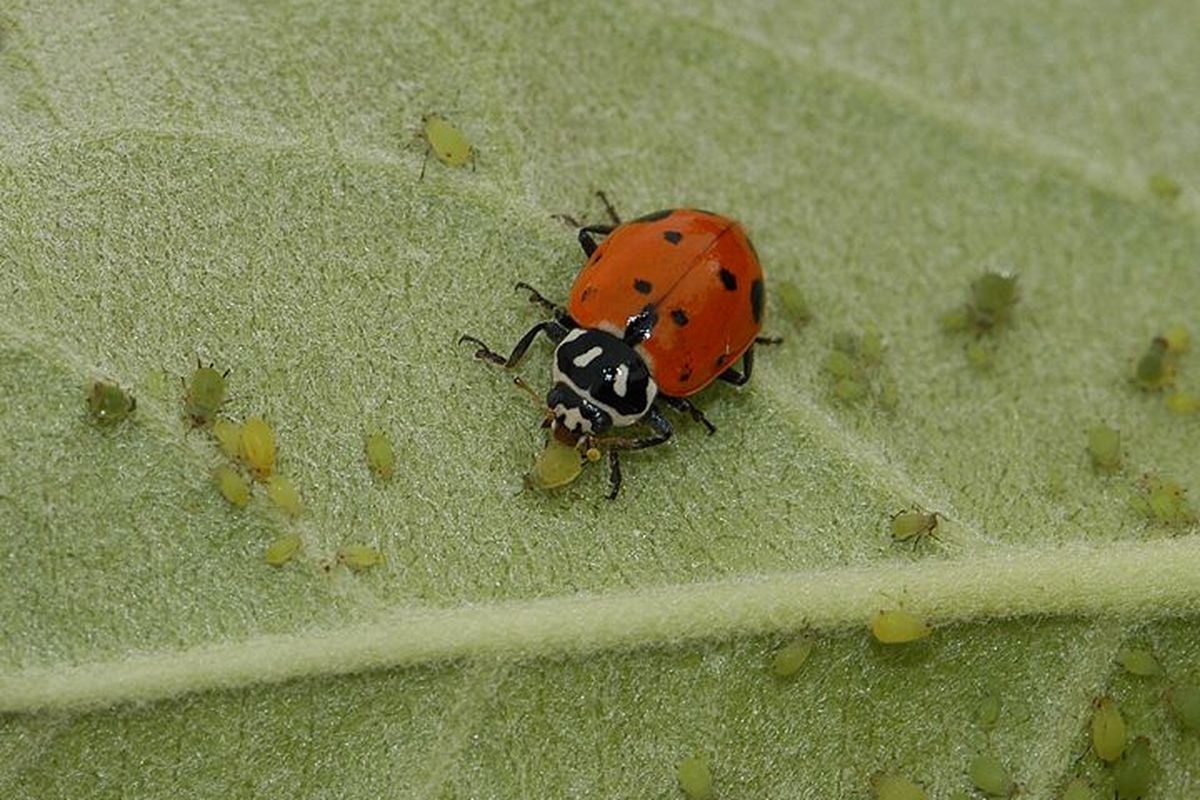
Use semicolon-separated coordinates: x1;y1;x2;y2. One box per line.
461;193;776;498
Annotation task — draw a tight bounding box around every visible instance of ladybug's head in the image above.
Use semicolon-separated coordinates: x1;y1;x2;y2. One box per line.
547;328;657;440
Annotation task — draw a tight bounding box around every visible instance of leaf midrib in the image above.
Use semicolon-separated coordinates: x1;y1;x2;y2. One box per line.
3;534;1198;715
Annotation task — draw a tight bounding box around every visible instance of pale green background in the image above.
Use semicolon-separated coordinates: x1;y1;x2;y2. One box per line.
1;1;1199;797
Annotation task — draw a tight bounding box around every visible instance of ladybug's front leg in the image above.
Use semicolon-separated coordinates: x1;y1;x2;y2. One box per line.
458;319;570;369
513;282;575;328
600;406;673;499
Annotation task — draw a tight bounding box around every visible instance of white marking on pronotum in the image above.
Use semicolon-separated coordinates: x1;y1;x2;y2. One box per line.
572;346;604;369
613;363;629;397
553;404;590;434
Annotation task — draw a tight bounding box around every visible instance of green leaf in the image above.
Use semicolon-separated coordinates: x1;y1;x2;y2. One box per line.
3;2;1200;798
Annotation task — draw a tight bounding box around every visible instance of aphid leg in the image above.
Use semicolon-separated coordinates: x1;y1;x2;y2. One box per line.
595;190;622;224
755;336;784;345
514;282;574;325
458;320;570;369
717;346;755;386
419;148;430;181
578;224;616;258
662;396;716;435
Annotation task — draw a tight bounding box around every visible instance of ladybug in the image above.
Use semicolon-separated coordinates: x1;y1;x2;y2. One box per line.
461;193;776;498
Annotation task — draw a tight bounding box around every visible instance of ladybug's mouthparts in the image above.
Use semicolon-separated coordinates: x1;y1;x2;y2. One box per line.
551;421;583;446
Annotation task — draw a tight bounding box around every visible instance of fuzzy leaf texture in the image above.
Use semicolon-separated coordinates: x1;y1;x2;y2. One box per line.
2;1;1200;798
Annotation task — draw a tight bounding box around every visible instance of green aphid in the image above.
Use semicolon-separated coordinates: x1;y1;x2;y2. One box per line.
1133;338;1172;390
975;691;1001;730
213;465;250;508
1060;777;1093;800
889;507;941;546
86;380;136;426
823;349;860;379
967;753;1013;797
337;545;385;572
529;438;584;490
1167;682;1200;732
1147;173;1182;202
1116;647;1162;677
266;475;302;518
870;609;931;644
265;533;303;567
676;756;714;800
870;772;927;800
970;272;1018;330
775;280;812;327
184;360;229;426
240;416;276;481
1086;424;1121;474
1161;323;1189;353
365;430;397;482
212;418;242;460
1165;392;1200;415
770;636;814;679
420;114;475;179
964;340;994;371
833;378;868;403
1130;475;1195;525
1112;736;1156;800
1090;696;1126;763
939;307;972;333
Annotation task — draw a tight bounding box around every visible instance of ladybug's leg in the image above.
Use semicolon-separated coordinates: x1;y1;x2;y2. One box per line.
717;338;782;386
606;450;622;500
600;406;673;499
578;224;616;258
718;346;754;386
662;396;717;435
595;190;622;225
513;282;575;327
458;320;570;369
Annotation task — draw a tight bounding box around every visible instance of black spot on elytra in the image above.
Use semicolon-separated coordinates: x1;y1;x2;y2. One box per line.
750;279;764;323
663;230;683;245
718;267;738;291
670;308;689;326
633;278;653;295
634;208;673;223
623;303;659;345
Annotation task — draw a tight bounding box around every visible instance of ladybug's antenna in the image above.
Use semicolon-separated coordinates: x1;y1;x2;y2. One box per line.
512;376;553;423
